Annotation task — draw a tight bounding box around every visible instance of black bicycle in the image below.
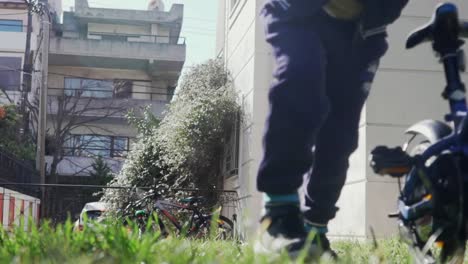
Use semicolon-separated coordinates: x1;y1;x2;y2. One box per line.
370;3;468;263
131;192;234;240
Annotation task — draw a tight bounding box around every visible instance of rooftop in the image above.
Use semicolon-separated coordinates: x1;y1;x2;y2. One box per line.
73;0;183;24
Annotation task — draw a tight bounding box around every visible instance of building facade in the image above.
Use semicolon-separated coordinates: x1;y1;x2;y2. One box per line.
0;0;36;105
45;0;185;177
0;0;186;222
0;0;62;226
0;0;61;104
217;0;468;238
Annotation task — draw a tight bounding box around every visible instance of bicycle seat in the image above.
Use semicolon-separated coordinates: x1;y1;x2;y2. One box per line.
406;3;467;50
179;196;206;204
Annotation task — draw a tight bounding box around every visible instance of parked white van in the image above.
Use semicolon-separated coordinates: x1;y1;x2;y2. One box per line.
74;202;107;231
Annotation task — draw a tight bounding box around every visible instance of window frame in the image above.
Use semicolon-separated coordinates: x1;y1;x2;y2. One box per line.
223;112;240;179
0;56;22;91
64;77;116;99
64;134;130;158
0;19;23;32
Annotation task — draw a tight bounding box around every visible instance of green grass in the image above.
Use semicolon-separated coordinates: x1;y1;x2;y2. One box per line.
0;220;429;263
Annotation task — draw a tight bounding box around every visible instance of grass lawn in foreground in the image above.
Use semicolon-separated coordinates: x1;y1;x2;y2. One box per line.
0;220;446;263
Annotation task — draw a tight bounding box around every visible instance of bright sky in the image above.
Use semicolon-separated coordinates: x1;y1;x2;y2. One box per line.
61;0;218;76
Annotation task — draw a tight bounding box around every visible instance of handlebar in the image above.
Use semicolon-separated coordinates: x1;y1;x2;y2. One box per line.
406;3;468;51
405;3;468;128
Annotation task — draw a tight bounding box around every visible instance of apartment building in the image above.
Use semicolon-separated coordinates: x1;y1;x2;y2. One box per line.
0;0;61;227
0;0;34;105
45;0;185;177
217;0;468;238
0;0;61;103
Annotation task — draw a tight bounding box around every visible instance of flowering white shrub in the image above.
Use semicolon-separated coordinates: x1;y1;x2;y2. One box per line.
102;59;239;214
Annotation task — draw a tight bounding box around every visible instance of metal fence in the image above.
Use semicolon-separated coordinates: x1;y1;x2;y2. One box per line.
0;176;247;239
0;150;40;198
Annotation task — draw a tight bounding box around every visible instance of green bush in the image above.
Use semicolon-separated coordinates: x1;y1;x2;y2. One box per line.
0;104;36;161
102;59;240;215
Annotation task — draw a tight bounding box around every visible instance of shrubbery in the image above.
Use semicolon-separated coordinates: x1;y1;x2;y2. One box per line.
0;104;36;161
102;59;239;214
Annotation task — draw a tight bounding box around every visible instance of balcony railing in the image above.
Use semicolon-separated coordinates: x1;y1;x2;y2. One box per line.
45;156;124;176
48;87;173;102
46;88;170;119
49;36;186;63
62;147;129;159
87;32;186;45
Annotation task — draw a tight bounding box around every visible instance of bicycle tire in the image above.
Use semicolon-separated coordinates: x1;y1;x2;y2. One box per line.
205;214;234;240
407;141;467;263
137;213;169;238
441;239;465;264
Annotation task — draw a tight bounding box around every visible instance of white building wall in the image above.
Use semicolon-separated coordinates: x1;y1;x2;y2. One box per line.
0;32;37;53
219;0;468;239
332;0;468;239
220;0;266;235
0;8;29;27
88;23;150;35
0;6;41;105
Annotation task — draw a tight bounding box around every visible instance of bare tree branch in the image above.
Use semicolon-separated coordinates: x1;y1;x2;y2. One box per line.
78;124;117;136
45;89;129;178
0;89;14;104
61;156;94;177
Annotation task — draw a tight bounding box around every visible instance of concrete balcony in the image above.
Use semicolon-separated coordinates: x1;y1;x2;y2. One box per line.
46;95;169;119
45;156;123;176
48;36;186;78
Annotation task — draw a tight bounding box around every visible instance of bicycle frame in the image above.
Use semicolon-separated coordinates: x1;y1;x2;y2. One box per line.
401;4;468;206
368;3;468;261
153;199;208;233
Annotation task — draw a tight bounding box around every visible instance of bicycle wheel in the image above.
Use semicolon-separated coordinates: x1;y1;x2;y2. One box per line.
138;213;169;238
205;214;234;240
407;142;467;263
440;239;466;264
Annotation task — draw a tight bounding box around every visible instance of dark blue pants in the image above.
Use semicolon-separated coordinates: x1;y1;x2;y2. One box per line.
257;0;388;225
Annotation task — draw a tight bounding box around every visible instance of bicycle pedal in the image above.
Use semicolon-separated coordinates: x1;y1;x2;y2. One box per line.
388;212;400;218
370;146;413;177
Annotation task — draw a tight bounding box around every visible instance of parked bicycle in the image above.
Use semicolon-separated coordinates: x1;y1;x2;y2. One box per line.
129;191;234;240
370;3;468;263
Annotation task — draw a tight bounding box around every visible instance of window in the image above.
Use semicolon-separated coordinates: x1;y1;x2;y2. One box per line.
0;57;21;91
223;112;240;178
65;135;129;158
65;78;114;98
0;20;23;32
64;78;135;99
114;80;132;98
100;34;128;42
113;137;129;158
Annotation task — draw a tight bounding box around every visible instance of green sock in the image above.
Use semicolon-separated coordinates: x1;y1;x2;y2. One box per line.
304;221;328;234
264;193;300;207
